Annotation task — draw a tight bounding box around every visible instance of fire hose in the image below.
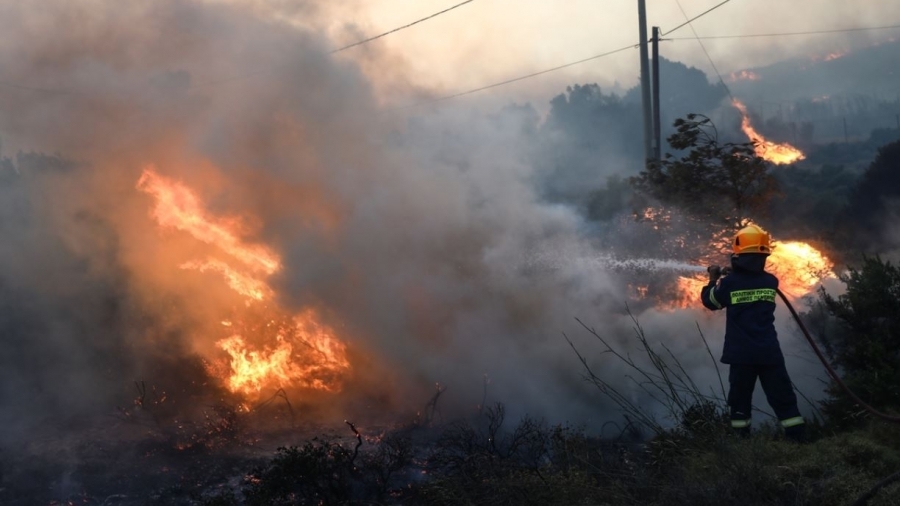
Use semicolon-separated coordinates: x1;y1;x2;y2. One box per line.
775;288;900;506
775;288;900;424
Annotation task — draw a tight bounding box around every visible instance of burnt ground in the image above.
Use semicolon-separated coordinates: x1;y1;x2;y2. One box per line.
0;401;407;505
0;372;640;506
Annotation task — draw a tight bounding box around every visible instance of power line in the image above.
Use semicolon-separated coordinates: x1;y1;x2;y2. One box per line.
396;0;737;109
673;0;733;100
331;0;475;53
0;1;477;94
666;23;900;40
194;1;477;88
661;0;732;36
394;44;637;110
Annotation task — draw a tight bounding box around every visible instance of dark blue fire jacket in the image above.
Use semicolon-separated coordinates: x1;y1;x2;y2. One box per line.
700;253;785;365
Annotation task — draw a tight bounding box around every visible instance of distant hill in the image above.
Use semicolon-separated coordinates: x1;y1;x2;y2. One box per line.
719;39;900;146
729;39;900;103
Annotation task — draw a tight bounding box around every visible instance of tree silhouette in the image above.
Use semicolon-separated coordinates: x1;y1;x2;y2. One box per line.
632;114;779;229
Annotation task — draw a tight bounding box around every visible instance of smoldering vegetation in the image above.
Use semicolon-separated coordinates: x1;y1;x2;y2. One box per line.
0;0;899;504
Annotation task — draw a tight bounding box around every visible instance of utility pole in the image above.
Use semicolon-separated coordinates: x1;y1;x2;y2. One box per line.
638;0;653;166
651;26;661;162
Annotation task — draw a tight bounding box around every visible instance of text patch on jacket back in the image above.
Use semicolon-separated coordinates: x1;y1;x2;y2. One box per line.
730;288;776;305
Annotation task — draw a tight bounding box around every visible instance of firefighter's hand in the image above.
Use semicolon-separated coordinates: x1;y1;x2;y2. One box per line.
707;265;721;282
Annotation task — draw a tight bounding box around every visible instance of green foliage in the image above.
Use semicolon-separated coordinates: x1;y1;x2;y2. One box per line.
819;256;900;423
632;114;779;229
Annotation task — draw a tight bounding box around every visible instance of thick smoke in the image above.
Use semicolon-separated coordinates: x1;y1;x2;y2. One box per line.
0;0;827;454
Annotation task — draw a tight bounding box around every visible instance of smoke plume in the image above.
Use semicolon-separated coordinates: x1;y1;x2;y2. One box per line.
0;0;827;450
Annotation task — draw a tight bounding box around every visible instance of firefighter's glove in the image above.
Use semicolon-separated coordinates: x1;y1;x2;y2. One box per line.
707;265;721;283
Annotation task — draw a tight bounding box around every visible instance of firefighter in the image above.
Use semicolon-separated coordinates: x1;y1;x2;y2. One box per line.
700;224;806;442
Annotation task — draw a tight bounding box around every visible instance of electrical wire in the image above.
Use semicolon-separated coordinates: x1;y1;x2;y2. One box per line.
673;0;734;100
330;0;475;53
661;0;732;36
666;23;900;40
397;0;738;109
192;0;477;89
395;44;637;110
776;288;900;423
0;1;477;94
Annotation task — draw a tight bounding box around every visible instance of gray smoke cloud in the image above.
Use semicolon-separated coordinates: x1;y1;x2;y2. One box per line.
0;0;828;451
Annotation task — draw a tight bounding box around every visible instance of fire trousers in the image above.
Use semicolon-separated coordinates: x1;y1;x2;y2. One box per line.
727;362;804;430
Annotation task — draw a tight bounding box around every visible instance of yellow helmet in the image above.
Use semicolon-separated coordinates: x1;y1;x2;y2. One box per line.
733;224;771;255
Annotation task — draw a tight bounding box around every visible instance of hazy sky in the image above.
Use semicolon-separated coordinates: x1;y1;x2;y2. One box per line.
267;0;900;108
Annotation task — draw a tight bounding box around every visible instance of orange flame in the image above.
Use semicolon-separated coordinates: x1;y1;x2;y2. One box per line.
766;241;834;299
136;169;280;274
673;275;709;309
137;166;350;397
732;99;805;165
218;334;300;394
664;240;835;310
180;259;272;301
218;312;349;395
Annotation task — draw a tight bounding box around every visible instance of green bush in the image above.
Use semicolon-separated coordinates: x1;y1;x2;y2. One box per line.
819;255;900;424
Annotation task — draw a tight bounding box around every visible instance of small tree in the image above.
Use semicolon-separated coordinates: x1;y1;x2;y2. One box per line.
819;256;900;423
632;114;779;231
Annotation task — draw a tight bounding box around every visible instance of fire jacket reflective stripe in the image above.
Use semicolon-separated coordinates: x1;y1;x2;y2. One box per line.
730;419;751;428
780;416;805;428
730;288;776;305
